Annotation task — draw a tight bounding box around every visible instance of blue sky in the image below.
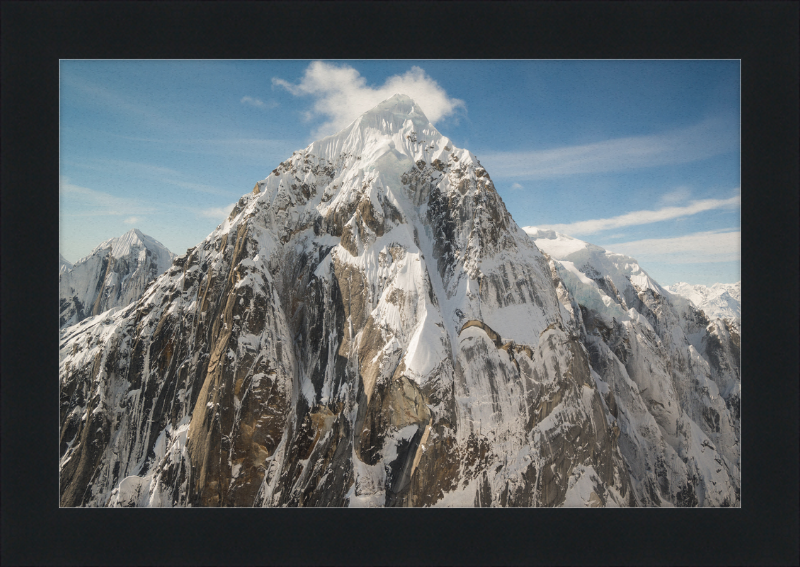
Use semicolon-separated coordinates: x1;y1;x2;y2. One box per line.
60;60;740;285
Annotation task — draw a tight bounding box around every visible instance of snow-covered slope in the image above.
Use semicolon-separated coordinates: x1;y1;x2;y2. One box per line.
58;95;736;508
664;281;740;321
59;229;175;328
526;227;740;506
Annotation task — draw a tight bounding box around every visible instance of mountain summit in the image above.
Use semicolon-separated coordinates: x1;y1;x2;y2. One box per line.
58;97;739;507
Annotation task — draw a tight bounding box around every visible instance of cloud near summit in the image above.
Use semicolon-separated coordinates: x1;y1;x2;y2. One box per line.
273;61;465;138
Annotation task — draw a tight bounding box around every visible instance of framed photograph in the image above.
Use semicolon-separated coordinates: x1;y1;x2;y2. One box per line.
3;2;797;565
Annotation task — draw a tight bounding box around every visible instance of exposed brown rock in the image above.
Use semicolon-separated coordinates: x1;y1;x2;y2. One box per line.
459;320;503;347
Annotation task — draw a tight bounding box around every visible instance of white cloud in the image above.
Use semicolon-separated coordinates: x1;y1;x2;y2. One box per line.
241;96;277;109
480;117;738;178
241;96;264;107
198;203;236;219
511;182;524;190
273;61;465;138
123;216;141;225
601;229;740;264
542;193;740;236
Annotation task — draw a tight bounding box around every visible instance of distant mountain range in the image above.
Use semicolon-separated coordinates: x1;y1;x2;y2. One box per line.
664;281;740;321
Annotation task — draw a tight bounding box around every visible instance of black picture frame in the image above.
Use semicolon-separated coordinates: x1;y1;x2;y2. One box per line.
2;2;797;565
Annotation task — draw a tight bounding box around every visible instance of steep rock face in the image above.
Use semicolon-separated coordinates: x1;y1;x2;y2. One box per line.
62;95;653;507
59;229;175;329
527;228;740;506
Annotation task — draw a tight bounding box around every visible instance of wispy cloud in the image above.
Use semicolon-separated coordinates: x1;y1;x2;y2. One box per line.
541;193;740;236
241;96;277;109
658;186;692;205
60;73;170;126
59;178;155;216
197;203;236;219
176;138;290;160
273;61;465;138
241;96;265;107
123;216;141;225
481;117;738;178
68;158;232;196
601;229;740;264
511;182;524;190
91;133;292;163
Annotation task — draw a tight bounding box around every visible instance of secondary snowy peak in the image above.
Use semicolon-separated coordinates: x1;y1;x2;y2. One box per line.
83;228;174;273
111;230;161;263
664;282;740;321
59;228;175;328
59;253;73;274
525;226;666;326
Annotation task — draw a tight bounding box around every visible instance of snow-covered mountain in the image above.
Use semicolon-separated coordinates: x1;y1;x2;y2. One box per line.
526;227;740;506
59;253;73;275
58;95;739;507
59;229;174;329
664;281;740;321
